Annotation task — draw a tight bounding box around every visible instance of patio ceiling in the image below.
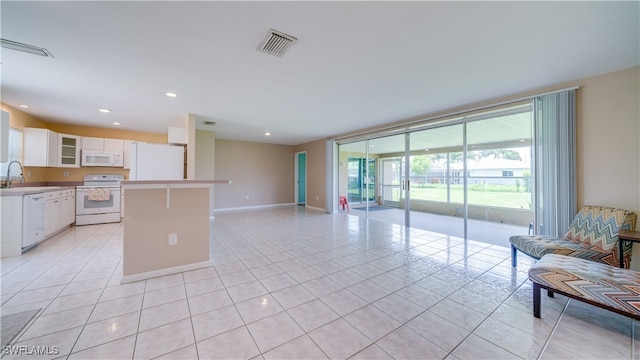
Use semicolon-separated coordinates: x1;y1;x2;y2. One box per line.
339;106;533;155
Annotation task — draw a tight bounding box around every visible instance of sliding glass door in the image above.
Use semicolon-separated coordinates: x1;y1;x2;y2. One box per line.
369;134;406;211
408;124;464;236
336;97;571;248
380;157;403;207
346;157;376;204
464;109;533;245
341;141;377;206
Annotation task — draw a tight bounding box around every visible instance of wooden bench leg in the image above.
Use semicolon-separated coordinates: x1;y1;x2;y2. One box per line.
547;289;554;298
533;282;541;318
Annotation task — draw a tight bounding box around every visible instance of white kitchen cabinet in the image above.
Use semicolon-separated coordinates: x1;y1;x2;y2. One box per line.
82;136;124;152
58;133;81;167
24;128;58;167
63;194;75;225
44;189;75;237
25;129;81;168
168;126;188;144
81;136;104;150
1;195;24;257
105;138;124;151
1;188;75;257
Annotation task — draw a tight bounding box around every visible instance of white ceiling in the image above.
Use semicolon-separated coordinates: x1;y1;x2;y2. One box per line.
1;1;638;146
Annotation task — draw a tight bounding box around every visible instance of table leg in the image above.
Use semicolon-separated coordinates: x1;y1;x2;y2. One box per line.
533;282;541;318
619;240;625;268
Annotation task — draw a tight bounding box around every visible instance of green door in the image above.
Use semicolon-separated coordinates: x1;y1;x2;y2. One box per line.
297;152;306;204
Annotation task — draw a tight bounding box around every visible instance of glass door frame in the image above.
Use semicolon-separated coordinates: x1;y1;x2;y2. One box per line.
335;102;534;245
346;155;376;205
380;157;402;207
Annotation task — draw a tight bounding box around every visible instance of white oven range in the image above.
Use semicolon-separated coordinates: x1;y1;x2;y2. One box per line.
76;174;123;225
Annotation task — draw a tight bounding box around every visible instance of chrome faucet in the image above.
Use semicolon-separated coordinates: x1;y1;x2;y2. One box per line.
6;160;24;188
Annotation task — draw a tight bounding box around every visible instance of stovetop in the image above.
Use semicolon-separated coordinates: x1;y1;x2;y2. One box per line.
82;174;124;187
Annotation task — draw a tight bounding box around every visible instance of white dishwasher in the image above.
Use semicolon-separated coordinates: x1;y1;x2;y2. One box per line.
23;193;46;250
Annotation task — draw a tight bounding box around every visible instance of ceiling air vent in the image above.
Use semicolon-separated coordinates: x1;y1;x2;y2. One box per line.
257;29;297;57
202;121;216;126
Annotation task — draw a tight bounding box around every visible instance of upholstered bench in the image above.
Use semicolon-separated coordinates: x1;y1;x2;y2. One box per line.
511;205;637;269
528;254;640;320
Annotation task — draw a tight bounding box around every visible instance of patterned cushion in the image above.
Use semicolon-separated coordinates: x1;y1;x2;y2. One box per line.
509;235;620;266
529;254;640;317
564;205;636;251
510;205;636;268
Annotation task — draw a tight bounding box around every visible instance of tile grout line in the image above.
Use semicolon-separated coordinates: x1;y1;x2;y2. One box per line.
59;227;130;358
9;224;117;355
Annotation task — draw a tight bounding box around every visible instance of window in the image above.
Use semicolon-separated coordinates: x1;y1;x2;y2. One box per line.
335;88;575;241
1;128;24;180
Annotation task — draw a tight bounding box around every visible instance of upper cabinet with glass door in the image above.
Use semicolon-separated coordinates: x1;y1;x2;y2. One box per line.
57;133;81;167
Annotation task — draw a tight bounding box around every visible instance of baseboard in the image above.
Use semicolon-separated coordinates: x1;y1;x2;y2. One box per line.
305;205;327;212
214;203;295;213
121;261;211;284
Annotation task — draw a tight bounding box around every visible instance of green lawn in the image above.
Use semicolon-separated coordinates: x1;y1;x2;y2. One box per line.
351;184;532;209
411;187;531;209
410;185;531;209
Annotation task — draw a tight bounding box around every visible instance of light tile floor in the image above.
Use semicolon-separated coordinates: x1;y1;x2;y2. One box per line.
1;206;637;359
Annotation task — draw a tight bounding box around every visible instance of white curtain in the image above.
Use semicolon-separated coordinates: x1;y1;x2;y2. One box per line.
534;89;576;236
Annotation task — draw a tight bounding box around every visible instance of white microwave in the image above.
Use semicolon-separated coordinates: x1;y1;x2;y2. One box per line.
81;150;124;167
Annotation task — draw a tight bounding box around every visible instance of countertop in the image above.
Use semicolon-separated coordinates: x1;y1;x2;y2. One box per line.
121;180;231;186
0;186;76;196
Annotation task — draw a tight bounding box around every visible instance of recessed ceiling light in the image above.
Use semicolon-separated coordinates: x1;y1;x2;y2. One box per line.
166;92;178;98
264;132;271;136
18;104;29;108
99;108;111;113
112;122;121;126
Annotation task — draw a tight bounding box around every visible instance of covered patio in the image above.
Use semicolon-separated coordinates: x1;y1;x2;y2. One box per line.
349;206;530;248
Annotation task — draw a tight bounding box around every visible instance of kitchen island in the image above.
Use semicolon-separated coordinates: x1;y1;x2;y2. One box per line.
120;180;230;283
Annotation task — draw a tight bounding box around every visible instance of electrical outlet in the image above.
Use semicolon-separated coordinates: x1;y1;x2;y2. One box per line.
246;195;250;200
168;233;178;245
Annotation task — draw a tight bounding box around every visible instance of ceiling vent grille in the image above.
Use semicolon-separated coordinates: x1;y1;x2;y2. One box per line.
202;121;216;126
257;29;297;57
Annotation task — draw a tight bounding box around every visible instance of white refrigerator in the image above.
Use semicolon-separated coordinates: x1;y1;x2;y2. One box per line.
129;142;184;180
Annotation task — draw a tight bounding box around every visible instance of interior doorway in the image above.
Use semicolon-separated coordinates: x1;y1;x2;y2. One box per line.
295;151;307;205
